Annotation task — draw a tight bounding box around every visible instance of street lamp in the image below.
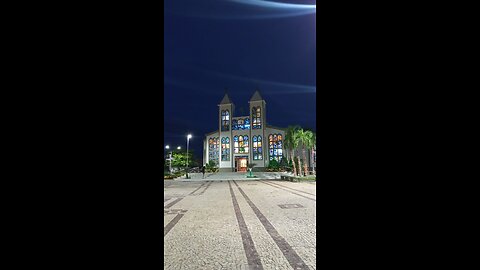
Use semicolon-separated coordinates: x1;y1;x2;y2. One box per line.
186;134;192;179
165;145;172;174
177;146;181;150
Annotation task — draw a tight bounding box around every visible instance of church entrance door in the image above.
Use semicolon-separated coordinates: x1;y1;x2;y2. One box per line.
235;157;248;172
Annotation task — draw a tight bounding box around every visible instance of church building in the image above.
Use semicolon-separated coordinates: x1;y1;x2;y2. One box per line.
203;90;286;172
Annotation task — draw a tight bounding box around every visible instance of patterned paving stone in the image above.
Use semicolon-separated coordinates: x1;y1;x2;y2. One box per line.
164;180;316;270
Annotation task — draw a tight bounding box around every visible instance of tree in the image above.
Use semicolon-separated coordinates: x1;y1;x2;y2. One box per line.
302;130;314;175
171;151;194;170
293;128;304;176
311;132;316;175
279;157;289;171
285;126;301;176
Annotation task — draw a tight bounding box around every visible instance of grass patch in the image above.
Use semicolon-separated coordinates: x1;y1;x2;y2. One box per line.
164;171;185;180
298;176;316;181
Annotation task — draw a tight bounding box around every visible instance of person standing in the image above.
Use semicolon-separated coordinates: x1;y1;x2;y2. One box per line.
202;165;206;179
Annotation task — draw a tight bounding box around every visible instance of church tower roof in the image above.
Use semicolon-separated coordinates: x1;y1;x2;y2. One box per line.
250;90;263;101
219;93;232;105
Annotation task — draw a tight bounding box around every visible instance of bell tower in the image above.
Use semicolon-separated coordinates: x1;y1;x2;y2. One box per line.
249;89;266;169
218;92;234;171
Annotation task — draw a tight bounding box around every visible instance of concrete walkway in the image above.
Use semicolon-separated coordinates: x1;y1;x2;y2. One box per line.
177;172;294;181
164;179;316;269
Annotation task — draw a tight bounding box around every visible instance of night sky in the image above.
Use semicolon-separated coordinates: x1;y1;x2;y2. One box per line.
164;0;316;161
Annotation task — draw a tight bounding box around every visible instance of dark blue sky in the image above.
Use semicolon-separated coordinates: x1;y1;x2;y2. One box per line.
164;0;316;161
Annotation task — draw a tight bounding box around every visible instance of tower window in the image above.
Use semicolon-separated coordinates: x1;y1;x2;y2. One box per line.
221;110;230;131
252;107;261;129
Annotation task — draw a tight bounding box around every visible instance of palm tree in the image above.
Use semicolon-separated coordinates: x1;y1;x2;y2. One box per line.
302;130;314;175
311;132;316;175
293;128;304;176
285;126;300;176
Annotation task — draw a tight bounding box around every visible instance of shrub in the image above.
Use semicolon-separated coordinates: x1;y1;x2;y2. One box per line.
266;159;281;172
279;157;291;172
205;160;219;173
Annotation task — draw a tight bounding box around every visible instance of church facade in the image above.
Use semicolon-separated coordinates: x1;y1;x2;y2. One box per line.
203;91;289;172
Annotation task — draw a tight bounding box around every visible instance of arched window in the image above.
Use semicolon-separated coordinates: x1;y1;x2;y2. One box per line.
221;137;230;161
269;134;283;162
253;135;263;160
243;135;249;153
234;135;249;153
221;110;230;131
234;136;239;153
208;137;219;162
252;107;261;129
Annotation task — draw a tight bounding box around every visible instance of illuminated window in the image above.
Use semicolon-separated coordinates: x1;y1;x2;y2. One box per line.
208;137;219;163
269;134;283;162
242;135;249;153
234;135;249;154
233;136;238;153
244;118;250;130
252;107;261;129
221;137;230;161
221;110;230;131
253;136;263;160
232;119;238;130
238;119;244;130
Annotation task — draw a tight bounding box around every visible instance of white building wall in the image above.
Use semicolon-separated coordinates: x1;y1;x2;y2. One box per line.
249;99;266;170
218;103;233;172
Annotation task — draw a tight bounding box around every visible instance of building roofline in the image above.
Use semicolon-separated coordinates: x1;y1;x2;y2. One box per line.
205;130;219;136
265;124;286;131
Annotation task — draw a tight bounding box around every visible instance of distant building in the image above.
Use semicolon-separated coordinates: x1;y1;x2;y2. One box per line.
203;90;314;172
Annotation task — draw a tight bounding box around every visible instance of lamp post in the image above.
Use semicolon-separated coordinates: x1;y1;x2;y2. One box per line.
165;145;172;173
186;134;192;179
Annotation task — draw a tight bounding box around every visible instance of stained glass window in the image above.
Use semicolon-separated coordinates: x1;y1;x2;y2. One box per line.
244;136;249;153
232;119;238;130
221;137;230;161
253;135;263;160
234;136;239;153
252;107;261;129
221;110;230;131
209;137;219;162
234;135;249;154
238;119;244;130
244;118;250;130
269;134;283;162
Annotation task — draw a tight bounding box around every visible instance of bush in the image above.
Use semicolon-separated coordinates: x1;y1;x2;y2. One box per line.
205;160;219;173
279;157;291;172
164;170;185;179
266;159;281;172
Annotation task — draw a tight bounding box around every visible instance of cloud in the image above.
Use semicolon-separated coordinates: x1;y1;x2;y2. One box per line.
165;0;316;20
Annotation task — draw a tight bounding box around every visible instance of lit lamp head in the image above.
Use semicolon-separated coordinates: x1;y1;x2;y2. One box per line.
165;145;170;149
177;146;181;150
187;134;192;139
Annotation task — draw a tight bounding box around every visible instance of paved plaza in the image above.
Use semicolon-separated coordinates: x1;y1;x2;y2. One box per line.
177;172;288;181
164;179;316;270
